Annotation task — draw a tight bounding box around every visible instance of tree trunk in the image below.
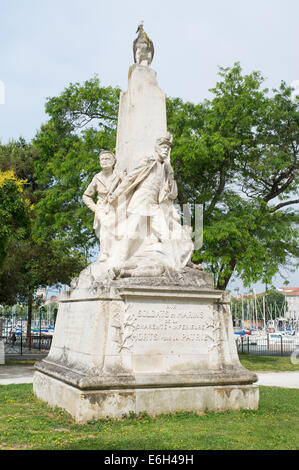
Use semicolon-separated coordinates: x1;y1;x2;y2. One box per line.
216;259;237;290
25;289;33;348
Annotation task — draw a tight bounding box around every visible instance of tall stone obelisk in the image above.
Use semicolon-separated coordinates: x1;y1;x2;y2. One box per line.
115;65;167;173
115;21;166;173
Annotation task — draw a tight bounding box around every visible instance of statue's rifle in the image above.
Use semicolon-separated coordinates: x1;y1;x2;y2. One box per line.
103;174;123;207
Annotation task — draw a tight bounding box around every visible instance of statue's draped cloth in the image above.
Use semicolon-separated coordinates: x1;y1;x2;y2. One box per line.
109;156;194;271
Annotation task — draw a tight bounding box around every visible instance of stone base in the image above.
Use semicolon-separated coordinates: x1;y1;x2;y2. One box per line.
33;371;259;423
33;276;259;422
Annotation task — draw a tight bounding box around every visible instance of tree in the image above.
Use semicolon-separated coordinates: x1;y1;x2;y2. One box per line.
32;66;299;291
0;238;85;346
33;77;120;254
0;139;86;347
264;289;286;319
0;169;30;271
167;63;299;289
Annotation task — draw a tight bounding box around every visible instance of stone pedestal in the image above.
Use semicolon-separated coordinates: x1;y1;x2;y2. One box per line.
34;273;258;423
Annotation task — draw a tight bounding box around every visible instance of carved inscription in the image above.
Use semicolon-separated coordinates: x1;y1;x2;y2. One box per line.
122;302;218;349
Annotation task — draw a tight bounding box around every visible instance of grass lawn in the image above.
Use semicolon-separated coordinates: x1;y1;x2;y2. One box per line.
6;354;299;371
5;360;37;366
239;354;299;372
0;384;298;450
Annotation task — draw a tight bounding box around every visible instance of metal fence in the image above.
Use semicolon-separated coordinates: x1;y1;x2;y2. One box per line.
0;312;54;357
236;334;299;356
1;333;52;356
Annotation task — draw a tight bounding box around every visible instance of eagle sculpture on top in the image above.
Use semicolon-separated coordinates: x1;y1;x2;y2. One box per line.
133;21;154;66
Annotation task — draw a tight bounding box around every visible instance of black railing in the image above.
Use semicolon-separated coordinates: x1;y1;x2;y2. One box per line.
1;333;52;356
236;334;299;356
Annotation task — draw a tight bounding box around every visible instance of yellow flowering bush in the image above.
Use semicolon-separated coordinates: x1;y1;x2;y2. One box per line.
0;170;26;191
0;170;31;270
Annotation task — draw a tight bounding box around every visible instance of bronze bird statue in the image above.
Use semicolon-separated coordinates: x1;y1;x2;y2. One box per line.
133;21;154;66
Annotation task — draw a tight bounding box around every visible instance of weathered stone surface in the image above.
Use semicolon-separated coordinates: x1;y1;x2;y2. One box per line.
34;371;259;423
0;340;5;365
34;282;258;421
133;22;154;66
115;64;167;174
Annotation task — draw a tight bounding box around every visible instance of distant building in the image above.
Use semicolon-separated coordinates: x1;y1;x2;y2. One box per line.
36;288;46;299
51;296;58;302
280;287;299;320
44;296;58;304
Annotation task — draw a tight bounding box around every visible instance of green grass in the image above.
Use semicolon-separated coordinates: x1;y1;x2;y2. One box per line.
3;360;37;366
3;354;299;371
0;384;298;450
239;354;299;372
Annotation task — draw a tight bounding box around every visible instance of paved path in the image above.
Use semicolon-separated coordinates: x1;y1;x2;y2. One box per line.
0;365;36;385
256;371;299;389
0;365;299;388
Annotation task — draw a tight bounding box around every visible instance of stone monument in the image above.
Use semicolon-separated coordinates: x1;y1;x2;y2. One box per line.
33;25;259;422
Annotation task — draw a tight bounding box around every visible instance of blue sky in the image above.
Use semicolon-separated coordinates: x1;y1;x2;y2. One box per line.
0;0;298;292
